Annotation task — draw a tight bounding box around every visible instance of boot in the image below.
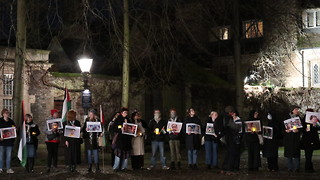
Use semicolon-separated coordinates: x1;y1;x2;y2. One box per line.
170;162;176;170
95;164;101;173
87;164;92;172
29;158;35;173
177;162;181;169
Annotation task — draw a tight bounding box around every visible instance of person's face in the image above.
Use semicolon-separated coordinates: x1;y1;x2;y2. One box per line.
254;112;259;119
134;113;141;120
121;111;128;117
292;108;300;115
3;111;9;119
189;109;195;116
52;112;59;118
89;112;95;119
170;111;176;118
26;116;33;123
211;112;218;119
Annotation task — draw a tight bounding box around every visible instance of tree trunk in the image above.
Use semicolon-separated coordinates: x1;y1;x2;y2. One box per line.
122;0;130;108
13;0;26;154
233;0;244;115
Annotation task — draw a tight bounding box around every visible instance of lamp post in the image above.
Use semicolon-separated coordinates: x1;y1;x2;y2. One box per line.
78;58;93;115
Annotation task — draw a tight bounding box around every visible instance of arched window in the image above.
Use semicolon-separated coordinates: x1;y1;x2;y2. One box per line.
314;64;319;84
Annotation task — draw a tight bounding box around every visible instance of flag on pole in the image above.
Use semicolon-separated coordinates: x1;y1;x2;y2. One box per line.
18;101;27;167
100;105;105;125
61;87;71;122
99;105;106;147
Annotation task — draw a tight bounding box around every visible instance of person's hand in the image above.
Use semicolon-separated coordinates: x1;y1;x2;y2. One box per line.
188;132;191;135
293;129;299;133
213;133;217;138
86;128;89;131
285;129;291;133
0;138;3;141
65;141;69;147
52;128;57;132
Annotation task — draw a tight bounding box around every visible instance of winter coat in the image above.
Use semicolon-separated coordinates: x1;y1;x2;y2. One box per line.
113;115;132;151
283;114;301;158
300;116;320;150
167;117;183;141
82;118;101;150
222;114;244;146
203;117;223;143
0;117;16;146
26;121;40;149
263;119;281;158
131;119;147;156
148;118;167;142
184;116;201;150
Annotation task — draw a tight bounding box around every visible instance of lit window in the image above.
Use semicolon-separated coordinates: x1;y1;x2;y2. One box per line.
3;74;13;96
244;20;263;39
3;99;13;115
304;9;320;28
209;26;230;42
314;64;319;84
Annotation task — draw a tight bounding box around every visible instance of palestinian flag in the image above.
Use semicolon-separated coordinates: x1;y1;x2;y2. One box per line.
61;87;71;122
99;105;106;147
18;101;27;167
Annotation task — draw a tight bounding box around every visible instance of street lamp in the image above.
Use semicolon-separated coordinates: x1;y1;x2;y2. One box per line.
78;58;93;115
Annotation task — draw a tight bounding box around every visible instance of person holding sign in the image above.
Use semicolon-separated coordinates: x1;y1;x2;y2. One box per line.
301;109;320;173
63;110;82;172
245;110;262;171
25;114;40;173
112;107;132;171
204;111;222;169
283;106;301;172
167;109;182;170
262;111;281;172
184;108;201;169
0;109;15;174
131;111;148;170
45;109;62;173
82;109;102;173
147;109;170;170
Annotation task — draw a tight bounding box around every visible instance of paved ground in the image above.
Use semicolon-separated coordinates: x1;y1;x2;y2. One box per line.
1;145;320;179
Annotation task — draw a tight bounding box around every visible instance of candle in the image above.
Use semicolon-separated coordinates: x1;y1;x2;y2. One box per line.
118;125;122;129
155;128;159;135
32;132;36;135
139;132;142;136
293;126;297;130
53;125;58;129
307;124;310;131
167;128;172;132
252;127;256;132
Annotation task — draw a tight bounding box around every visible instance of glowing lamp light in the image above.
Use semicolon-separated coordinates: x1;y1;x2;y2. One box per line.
78;58;93;73
155;128;160;135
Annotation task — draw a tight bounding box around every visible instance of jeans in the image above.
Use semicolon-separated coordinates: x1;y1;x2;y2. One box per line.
27;144;35;158
169;140;181;162
0;145;13;169
87;149;99;164
205;141;218;166
187;150;197;165
151;141;166;167
287;157;300;171
113;156;128;170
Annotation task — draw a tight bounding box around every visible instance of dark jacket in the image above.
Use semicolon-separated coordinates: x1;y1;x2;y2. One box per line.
283;114;301;158
82;118;101;150
222;114;244;146
167;117;182;141
113;115;132;151
184;116;201;150
300;115;320;150
0;117;16;146
26;121;40;148
148;118;167;142
203;117;223;143
263;118;281;158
